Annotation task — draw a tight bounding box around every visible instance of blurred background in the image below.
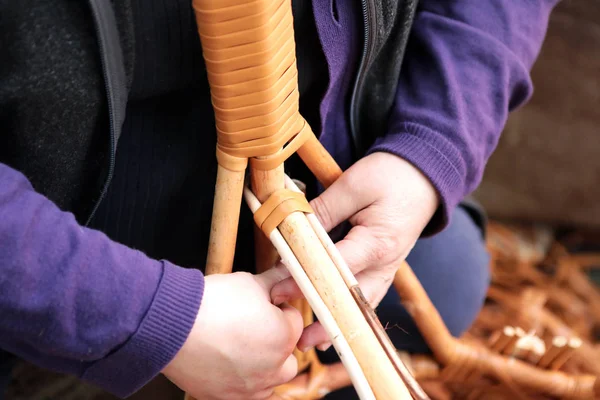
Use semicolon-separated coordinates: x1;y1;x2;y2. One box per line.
474;0;600;231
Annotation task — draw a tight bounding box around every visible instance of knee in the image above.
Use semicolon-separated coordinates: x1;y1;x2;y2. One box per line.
406;206;491;338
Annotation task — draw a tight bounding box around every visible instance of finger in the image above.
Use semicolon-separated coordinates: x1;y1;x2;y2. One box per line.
336;224;393;275
249;388;275;400
274;353;299;385
270;276;302;305
297;321;329;352
354;263;398;309
317;341;332;352
271;224;384;302
279;303;304;348
255;263;292;293
296;265;398;352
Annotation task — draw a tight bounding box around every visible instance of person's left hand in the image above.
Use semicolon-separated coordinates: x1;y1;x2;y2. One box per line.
270;151;439;352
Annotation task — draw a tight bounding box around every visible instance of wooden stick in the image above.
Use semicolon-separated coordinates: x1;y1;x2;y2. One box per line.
205;166;245;274
536;336;567;368
502;327;524;356
494;326;516;353
244;187;412;399
463;326;515;389
296;134;342;189
244;186;376;400
550;337;582;371
539;308;600;376
285;176;428;400
278;218;411;399
251;164;285;273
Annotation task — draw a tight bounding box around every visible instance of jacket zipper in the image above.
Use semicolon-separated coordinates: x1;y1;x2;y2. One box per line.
85;0;123;226
349;0;376;155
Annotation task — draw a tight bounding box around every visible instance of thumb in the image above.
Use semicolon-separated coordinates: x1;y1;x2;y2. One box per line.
309;171;369;232
254;263;292;293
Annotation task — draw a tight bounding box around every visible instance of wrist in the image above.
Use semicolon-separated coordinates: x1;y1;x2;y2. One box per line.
82;262;205;398
365;151;440;230
366;125;466;235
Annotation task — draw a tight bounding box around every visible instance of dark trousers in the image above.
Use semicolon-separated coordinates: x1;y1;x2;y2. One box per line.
0;351;14;400
322;205;491;399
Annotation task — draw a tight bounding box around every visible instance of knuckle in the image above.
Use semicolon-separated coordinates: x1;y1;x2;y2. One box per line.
370;235;398;264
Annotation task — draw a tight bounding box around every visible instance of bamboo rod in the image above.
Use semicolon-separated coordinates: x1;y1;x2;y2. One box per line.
251;163;317;375
550;337;582;371
278;217;411;399
205;166;245;274
296;134;342;189
251;164;285;273
285;176;428;400
244;187;412;400
463;326;515;388
536;336;567;368
244;187;376;400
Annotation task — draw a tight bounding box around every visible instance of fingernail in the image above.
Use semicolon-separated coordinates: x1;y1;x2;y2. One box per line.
317;342;332;352
298;346;313;353
272;295;288;305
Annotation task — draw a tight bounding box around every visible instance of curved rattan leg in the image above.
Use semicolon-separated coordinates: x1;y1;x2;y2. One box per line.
392;261;599;399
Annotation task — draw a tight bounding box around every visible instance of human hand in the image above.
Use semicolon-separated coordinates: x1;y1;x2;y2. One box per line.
271;152;439;351
162;266;303;400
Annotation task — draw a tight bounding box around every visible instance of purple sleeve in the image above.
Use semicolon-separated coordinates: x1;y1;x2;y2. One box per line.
0;163;204;397
367;0;560;233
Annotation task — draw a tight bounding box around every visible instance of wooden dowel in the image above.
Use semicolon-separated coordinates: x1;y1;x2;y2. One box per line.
251;163;285;273
550;337;582;371
285;176;427;399
539;309;600;376
244;187;377;399
464;327;517;399
252;163;318;376
247;190;412;399
392;264;456;364
205;165;245;275
463;326;516;388
536;336;567;368
277;213;411;399
503;328;523;356
493;326;516;353
296;133;342;189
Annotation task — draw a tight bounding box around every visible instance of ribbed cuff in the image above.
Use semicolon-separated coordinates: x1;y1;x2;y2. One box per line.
367;122;466;235
82;261;205;398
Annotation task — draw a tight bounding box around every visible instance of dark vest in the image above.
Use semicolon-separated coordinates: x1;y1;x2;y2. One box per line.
0;0;418;225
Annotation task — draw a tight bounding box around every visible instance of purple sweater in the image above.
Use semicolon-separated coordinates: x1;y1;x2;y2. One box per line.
0;0;558;397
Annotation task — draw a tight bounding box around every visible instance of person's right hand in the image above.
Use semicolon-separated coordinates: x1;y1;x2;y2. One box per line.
161;265;303;400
